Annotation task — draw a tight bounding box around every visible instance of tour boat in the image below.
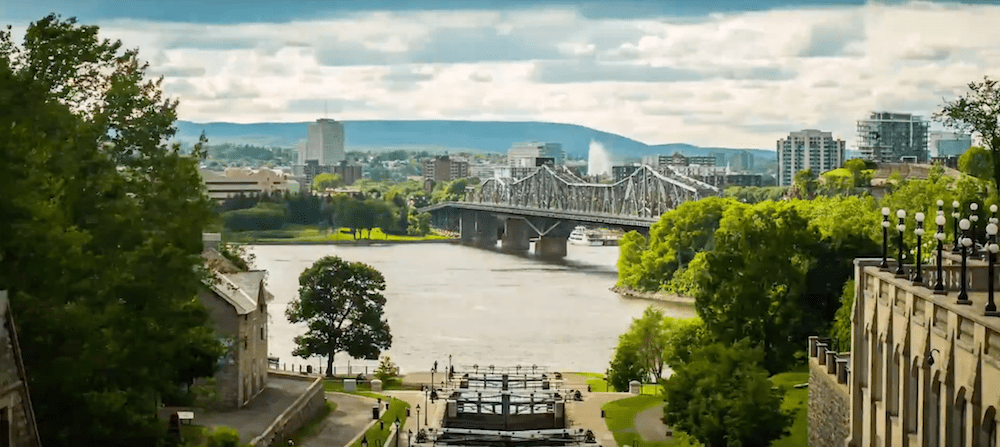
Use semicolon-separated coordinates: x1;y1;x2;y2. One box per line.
568;226;603;246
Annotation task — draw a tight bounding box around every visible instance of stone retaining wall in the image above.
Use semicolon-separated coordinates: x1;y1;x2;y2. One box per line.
808;356;850;447
250;371;326;447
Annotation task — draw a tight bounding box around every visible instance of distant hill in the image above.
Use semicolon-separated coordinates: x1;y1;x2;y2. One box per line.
173;120;775;161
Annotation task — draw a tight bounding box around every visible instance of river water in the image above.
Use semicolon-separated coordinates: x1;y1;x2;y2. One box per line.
250;242;696;375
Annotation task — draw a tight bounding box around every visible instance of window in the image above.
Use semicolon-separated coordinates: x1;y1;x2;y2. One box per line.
1;406;9;447
243;337;248;350
260;327;265;341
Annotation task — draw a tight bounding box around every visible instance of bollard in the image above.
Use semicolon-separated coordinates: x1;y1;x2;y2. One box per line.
600;410;605;418
373;403;380;420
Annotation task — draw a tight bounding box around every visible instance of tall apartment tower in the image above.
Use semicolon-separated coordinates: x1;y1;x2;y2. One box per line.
856;112;929;163
302;118;346;166
776;129;846;186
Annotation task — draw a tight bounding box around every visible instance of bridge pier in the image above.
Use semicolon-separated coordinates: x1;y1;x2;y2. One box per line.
534;235;568;259
459;210;477;244
501;219;531;254
474;213;499;248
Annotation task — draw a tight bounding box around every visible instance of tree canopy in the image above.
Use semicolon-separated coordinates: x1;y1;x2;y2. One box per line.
936;76;1000;193
1;14;222;446
312;172;343;191
286;256;393;376
958;146;993;182
662;340;793;447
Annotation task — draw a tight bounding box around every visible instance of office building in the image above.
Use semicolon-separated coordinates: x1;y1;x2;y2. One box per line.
200;167;291;200
301;119;345;166
929;131;972;158
508;142;564;167
776;129;846;186
857;112;930;163
422;155;469;183
689;155;719;167
612;164;641;182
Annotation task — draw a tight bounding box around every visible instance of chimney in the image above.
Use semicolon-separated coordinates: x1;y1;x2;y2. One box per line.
203;233;222;251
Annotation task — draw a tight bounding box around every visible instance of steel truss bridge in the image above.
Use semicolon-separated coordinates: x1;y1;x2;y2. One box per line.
421;164;720;230
477;164;719;219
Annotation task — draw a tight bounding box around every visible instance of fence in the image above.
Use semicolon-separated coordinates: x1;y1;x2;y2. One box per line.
269;361;377;376
249;371;326;447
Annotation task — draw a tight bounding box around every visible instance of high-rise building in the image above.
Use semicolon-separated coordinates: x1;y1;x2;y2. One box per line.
928;131;972;158
856;112;929;163
776;129;846;186
507;142;564;167
422;155;470;183
302;119;345;166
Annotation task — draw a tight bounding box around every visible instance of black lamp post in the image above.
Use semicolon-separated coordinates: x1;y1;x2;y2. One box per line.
880;207;891;270
953;201;962;253
395;418;401;447
416;404;421;432
362;437;369;447
988;222;999;316
934;213;946;294
959;218;972;305
971;203;981;258
913;212;925;285
895;209;907;277
408;430;413;447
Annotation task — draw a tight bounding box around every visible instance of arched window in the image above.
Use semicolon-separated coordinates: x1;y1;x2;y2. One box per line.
953;388;968;447
926;376;941;447
907;362;919;433
980;407;997;447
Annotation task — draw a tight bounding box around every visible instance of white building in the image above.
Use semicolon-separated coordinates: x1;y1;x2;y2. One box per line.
200;167;291;200
508;142;564;167
776;129;846;186
929;131;972;158
302;119;346;166
857;112;930;163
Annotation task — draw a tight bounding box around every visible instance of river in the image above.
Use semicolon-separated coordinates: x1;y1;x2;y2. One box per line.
250;242;696;375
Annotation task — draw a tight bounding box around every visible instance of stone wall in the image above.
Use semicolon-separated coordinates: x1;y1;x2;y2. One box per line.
809;356;850;447
250;371;326;447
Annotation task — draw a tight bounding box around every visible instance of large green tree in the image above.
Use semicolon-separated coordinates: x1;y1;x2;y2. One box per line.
1;15;222;446
936;76;1000;193
663;340;792;447
958;146;993;182
286;256;393;376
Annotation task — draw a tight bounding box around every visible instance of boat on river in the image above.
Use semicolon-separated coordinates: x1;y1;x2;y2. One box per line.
568;226;603;246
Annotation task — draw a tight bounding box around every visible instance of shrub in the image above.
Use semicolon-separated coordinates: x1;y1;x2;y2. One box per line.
206;426;242;447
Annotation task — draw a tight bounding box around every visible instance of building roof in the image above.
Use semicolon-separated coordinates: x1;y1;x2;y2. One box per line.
208;270;267;315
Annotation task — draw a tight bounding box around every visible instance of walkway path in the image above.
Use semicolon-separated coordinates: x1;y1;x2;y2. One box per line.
196;375;313;444
633;406;672;443
299;392;375;447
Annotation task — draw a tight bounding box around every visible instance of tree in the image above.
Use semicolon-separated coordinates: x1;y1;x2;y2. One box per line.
1;15;223;446
286;256;393;376
312;172;343;191
607;335;647;392
661;317;712;370
616;231;655;291
958;146;993;181
936;76;1000;193
374;355;400;382
662;340;793;447
792;168;818;198
622;307;669;382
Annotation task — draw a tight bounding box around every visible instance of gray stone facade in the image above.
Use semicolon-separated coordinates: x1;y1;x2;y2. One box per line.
0;291;41;447
809;356;850;447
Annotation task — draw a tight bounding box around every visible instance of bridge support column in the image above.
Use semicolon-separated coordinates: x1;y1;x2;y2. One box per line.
534;236;568;259
459;210;476;244
474;213;499;248
501;219;531;254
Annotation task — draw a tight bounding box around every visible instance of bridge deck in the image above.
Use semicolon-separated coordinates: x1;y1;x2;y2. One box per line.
418;202;659;228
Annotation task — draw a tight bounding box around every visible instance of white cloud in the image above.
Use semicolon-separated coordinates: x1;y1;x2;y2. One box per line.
9;1;998;149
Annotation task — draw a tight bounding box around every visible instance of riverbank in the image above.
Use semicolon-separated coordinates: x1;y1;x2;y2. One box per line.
611;285;695;305
224;226;455;244
248;238;457;246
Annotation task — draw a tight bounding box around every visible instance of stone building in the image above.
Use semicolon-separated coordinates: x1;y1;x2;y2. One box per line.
814;244;1000;446
0;291;41;447
197;235;272;409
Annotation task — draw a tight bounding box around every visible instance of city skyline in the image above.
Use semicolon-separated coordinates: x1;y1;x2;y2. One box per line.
2;0;999;149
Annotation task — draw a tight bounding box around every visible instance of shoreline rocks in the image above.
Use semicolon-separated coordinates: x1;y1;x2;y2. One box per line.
610;285;695;305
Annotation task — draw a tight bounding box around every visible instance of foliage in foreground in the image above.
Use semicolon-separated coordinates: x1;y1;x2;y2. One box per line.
1;15;224;446
287;256;393;375
662;341;793;447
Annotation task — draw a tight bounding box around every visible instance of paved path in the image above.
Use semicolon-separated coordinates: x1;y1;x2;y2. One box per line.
299;392;376;447
633;406;673;443
197;376;314;444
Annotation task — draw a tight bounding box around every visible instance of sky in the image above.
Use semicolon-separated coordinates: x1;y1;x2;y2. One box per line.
2;0;998;149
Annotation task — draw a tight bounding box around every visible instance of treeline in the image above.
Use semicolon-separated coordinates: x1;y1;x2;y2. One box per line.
610;166;993;447
206;143;294;163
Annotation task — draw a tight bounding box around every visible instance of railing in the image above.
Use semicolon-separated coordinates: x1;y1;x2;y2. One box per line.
895;261;998;292
250;372;325;447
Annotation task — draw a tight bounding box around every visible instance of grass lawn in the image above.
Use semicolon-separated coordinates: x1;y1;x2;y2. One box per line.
349;393;410;447
226;226;452;243
771;371;810;447
601;395;701;447
323;377;420;392
585;376;662;395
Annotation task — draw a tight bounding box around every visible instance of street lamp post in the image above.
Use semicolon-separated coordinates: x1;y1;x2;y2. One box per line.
424;387;429;426
988;223;999;317
880;207;891;270
913;213;925;285
972;203;981;258
416;405;421;433
408;430;413;447
953;201;962;253
934;214;946;294
959;219;972;305
895;209;907;277
395;418;401;447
